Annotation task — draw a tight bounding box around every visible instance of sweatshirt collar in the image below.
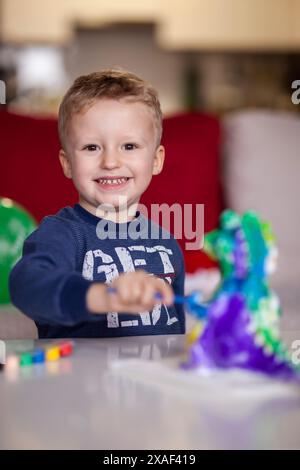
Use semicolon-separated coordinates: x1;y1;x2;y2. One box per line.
74;203;142;228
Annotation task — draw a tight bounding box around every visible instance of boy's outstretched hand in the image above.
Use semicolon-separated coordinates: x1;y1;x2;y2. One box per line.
86;270;174;314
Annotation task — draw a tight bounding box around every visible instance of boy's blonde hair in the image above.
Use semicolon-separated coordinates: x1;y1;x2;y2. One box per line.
58;68;163;150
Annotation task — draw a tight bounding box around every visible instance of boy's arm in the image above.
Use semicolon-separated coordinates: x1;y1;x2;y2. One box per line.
9;217;99;326
9;217;175;326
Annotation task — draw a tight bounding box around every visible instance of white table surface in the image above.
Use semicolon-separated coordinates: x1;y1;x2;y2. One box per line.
1;335;300;450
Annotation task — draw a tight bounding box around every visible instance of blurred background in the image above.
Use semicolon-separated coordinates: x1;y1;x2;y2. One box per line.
0;0;300;115
1;0;300;338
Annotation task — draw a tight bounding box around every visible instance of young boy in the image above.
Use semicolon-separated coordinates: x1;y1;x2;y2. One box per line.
9;69;185;338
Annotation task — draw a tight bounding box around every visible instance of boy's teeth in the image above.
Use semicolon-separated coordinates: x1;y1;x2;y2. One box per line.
99;177;128;185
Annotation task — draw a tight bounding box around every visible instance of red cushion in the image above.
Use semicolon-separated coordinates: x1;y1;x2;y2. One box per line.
1;110;221;272
0;109;77;222
141;113;222;271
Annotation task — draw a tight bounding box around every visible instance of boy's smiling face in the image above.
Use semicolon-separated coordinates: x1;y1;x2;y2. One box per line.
59;98;164;221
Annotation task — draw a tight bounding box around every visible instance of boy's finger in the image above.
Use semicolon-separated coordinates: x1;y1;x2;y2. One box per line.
114;273;145;305
154;279;174;306
140;282;158;309
117;282;136;304
126;280;143;303
115;281;128;303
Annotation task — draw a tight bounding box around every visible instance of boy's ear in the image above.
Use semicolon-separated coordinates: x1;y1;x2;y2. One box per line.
152;145;165;175
59;149;72;179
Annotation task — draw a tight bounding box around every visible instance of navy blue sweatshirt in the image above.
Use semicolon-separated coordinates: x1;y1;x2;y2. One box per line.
9;204;185;338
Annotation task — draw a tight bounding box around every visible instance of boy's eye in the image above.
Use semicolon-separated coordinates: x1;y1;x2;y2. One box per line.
83;144;99;152
123;143;138;151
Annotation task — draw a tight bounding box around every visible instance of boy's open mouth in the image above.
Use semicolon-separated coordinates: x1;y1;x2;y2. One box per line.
95;176;132;190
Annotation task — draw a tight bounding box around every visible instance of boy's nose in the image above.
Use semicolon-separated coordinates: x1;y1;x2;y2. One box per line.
100;151;120;169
